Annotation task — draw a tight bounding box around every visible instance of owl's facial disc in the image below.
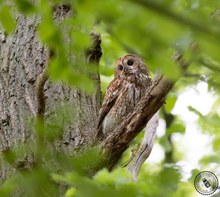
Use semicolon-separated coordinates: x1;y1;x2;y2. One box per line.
115;55;139;76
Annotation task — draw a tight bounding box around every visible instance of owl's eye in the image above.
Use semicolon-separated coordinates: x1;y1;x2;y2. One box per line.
118;65;123;71
127;59;134;66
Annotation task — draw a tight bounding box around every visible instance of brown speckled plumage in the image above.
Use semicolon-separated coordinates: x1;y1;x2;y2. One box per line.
97;54;152;138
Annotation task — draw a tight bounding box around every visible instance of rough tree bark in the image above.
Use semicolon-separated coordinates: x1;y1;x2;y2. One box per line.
0;5;101;182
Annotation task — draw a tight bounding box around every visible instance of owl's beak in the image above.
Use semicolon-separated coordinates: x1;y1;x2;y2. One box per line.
123;65;130;74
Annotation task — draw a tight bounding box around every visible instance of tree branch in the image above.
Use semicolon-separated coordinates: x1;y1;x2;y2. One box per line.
101;75;174;170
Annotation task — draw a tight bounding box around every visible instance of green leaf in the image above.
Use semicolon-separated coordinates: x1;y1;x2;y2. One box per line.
158;167;181;192
44;102;77;142
213;137;220;151
48;54;96;93
167;121;186;135
199;154;220;165
207;113;220;127
1;149;16;165
71;148;102;175
38;20;61;47
15;0;37;15
65;188;76;197
164;94;177;113
0;175;20;196
0;6;16;33
154;49;181;80
71;30;91;51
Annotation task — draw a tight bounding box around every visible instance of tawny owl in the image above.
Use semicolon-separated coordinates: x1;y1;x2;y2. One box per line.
97;54;152;139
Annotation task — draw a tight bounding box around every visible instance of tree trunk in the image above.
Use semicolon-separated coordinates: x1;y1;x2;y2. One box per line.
0;5;101;182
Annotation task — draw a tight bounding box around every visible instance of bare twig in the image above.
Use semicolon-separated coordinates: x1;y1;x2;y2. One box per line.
35;49;54;121
35;68;48;120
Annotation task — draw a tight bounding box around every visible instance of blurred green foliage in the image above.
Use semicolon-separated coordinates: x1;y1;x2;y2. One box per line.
0;0;220;196
0;5;16;33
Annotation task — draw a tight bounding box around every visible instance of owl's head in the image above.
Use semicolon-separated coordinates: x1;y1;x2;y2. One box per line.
114;54;148;77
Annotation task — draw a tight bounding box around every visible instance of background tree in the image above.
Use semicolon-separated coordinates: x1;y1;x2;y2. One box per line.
0;0;220;196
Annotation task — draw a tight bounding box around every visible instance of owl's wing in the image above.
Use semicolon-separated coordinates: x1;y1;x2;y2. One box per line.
97;78;122;138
